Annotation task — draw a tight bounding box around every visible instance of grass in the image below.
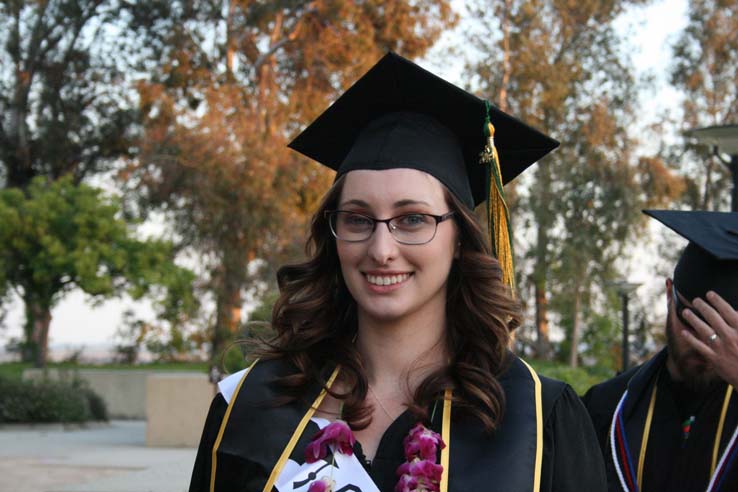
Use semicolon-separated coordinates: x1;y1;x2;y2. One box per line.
0;361;209;380
1;358;614;396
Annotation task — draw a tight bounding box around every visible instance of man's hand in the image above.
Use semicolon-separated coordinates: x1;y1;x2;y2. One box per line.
681;291;738;388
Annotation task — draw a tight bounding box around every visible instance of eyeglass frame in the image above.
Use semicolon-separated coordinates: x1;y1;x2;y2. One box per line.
324;210;456;245
672;284;709;328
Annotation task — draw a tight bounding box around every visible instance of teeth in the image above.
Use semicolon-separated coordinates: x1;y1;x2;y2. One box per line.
366;273;410;286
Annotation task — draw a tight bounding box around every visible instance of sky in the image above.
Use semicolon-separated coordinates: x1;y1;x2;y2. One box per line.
1;0;690;351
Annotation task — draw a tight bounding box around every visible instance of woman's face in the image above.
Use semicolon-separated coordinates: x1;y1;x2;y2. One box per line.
335;168;458;324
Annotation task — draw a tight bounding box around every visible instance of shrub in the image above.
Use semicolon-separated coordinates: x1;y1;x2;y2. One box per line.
0;375;108;423
527;360;610;396
78;384;108;421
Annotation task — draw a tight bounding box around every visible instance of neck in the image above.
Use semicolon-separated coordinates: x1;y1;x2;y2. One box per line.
356;306;448;394
666;351;683;382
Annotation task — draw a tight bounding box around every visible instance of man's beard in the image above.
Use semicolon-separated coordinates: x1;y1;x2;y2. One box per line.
665;315;719;392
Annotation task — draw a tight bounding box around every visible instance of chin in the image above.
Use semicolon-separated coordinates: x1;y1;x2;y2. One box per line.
680;357;719;391
357;301;414;323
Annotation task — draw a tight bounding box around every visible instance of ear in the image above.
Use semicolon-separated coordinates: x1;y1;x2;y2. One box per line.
665;277;673;307
454;240;461;259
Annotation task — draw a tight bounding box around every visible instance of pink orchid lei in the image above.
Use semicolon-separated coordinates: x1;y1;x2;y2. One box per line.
304;420;355;492
395;423;445;492
303;419;445;492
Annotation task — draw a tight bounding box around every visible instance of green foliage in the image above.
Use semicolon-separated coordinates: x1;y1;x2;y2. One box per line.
527;359;614;396
220;343;253;376
0;176;198;365
249;290;280;323
0;362;29;381
0;375;108;423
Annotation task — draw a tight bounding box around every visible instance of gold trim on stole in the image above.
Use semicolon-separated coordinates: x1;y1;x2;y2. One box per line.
637;383;658;488
520;359;543;492
210;359;259;492
262;366;342;491
440;388;452;492
712;385;734;474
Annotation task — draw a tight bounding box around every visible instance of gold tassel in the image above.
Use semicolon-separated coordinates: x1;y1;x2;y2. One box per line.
479;107;515;292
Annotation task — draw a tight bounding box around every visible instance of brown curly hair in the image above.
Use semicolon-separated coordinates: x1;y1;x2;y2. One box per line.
257;174;522;432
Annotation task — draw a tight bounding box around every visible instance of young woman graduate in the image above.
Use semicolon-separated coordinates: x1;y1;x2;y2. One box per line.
189;52;607;492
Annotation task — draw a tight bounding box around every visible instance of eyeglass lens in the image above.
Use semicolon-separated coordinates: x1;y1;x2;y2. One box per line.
330;211;438;244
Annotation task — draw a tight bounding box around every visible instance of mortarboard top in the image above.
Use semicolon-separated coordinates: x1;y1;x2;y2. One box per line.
644;209;738;308
288;52;559;209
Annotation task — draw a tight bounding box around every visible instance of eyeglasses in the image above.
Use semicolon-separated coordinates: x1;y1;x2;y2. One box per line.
672;284;708;327
325;210;455;245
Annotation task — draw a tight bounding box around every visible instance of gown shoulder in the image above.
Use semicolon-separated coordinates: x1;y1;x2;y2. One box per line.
539;376;608;492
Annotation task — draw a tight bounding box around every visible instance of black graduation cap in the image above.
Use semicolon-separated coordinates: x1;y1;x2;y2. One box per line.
288;52;559;209
644;209;738;308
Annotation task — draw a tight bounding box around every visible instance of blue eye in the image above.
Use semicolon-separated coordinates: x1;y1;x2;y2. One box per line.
395;214;431;229
344;213;372;226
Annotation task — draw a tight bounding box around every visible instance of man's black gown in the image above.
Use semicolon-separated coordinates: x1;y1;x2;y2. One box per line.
583;349;738;492
189;356;606;492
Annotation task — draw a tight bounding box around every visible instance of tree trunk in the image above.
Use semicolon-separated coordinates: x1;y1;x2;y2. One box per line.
225;0;236;75
24;298;52;368
534;280;550;359
569;287;582;368
211;268;244;365
701;158;715;209
532;161;554;360
497;0;512;113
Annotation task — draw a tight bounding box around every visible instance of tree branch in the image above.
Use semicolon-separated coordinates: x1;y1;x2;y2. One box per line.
252;5;317;72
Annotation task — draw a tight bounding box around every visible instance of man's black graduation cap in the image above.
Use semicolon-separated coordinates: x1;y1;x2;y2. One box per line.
644;209;738;308
288;52;559;210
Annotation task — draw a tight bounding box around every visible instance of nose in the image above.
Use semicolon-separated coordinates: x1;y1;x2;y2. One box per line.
366;221;398;264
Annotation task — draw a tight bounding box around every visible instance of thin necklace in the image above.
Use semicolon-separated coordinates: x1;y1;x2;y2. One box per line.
368;385;396;420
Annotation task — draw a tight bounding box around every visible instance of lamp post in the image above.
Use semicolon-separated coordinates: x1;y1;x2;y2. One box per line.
612;280;641;372
685;124;738;212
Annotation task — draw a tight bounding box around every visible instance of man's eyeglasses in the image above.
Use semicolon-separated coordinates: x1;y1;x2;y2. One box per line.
325;210;455;245
672;284;708;328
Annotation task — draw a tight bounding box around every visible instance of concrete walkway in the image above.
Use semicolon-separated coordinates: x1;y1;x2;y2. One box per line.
0;421;196;492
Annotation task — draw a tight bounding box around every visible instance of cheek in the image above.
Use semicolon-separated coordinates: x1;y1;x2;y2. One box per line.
336;242;361;272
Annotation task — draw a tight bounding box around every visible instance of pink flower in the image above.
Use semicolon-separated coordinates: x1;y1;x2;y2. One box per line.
395;472;440;492
304;420;356;463
403;423;445;461
308;477;335;492
394;474;419;492
396;459;443;482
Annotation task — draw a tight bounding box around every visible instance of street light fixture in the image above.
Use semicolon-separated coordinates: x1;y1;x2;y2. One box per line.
685;124;738;211
611;280;641;372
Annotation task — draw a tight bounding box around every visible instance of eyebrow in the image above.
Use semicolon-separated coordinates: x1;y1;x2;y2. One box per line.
339;198;432;208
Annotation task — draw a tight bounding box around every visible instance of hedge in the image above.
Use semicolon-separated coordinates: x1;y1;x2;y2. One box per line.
0;375;108;423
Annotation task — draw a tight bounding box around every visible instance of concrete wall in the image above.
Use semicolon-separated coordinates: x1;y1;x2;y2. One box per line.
146;373;215;447
22;369;216;447
23;368;150;419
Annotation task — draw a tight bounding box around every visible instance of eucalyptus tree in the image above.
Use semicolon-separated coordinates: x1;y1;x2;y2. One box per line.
466;0;680;366
0;0;172;188
671;0;738;210
127;0;457;363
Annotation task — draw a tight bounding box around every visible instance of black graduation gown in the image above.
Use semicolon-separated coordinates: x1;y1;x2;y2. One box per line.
583;349;738;492
190;356;606;492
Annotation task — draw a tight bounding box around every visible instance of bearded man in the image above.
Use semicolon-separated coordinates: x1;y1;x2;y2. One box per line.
583;210;738;492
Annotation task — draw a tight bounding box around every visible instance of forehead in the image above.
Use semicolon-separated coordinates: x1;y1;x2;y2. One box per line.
339;168;447;208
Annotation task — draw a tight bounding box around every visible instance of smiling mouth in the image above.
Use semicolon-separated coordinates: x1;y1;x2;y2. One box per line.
364;273;412;286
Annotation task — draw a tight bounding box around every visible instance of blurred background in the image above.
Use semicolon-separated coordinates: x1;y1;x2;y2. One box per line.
1;0;737;396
